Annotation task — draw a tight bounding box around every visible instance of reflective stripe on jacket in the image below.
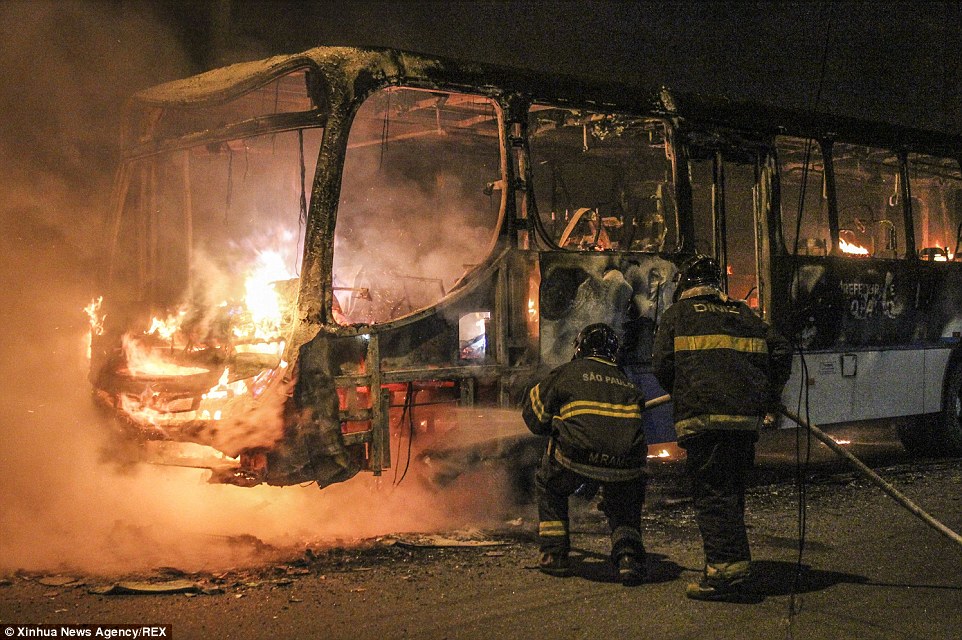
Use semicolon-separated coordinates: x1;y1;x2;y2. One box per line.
522;356;647;482
652;286;793;442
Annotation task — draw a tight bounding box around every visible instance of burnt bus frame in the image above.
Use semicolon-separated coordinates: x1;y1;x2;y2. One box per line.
102;46;962;486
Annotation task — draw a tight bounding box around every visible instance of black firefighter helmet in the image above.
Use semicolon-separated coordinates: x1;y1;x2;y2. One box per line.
674;254;721;301
573;323;620;361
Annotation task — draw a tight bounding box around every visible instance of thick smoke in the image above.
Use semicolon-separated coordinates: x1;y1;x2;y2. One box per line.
0;3;520;576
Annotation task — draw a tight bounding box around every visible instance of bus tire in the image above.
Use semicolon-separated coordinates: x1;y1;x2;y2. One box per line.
896;418;934;456
931;363;962;456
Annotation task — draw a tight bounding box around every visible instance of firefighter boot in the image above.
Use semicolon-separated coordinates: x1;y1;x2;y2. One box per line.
686;560;752;602
616;554;646;586
538;552;572;577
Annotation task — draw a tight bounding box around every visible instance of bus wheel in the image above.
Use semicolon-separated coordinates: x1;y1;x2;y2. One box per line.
931;363;962;456
896;418;934;456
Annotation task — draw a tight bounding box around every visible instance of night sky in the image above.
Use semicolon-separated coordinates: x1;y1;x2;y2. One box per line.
155;0;962;134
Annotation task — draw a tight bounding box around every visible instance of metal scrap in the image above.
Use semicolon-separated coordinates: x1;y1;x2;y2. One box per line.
88;579;201;595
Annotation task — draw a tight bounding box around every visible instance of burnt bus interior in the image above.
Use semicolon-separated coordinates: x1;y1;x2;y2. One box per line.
769;132;962;456
88;47;962;491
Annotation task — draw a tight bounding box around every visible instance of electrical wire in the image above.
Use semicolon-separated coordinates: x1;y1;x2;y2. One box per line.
785;1;835;634
379;91;391;172
392;382;417;486
391;382;411;486
788;349;813;623
398;387;417;485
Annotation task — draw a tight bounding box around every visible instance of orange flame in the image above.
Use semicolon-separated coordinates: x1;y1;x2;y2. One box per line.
839;237;869;256
92;240;300;460
146;309;187;342
84;296;105;335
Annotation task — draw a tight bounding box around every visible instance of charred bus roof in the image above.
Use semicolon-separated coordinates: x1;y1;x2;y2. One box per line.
123;45;669;153
125;45;962;159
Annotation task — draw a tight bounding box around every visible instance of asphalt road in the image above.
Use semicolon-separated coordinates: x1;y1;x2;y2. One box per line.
2;426;961;640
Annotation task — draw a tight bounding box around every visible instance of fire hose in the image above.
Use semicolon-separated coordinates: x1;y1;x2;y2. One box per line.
642;394;962;550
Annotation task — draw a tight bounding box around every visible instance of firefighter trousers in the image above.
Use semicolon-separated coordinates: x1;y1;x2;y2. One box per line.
535;452;646;562
682;430;756;566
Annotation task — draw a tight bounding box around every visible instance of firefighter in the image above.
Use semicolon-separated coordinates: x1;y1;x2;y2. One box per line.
522;323;648;585
652;255;793;601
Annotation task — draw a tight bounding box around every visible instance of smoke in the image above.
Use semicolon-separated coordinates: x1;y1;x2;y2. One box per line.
0;3;519;576
332;88;502;324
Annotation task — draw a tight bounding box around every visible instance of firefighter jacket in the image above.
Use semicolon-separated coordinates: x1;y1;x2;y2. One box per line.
652;286;793;443
522;356;647;482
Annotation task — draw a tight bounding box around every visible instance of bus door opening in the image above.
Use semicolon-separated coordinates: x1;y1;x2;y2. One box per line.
689;149;761;309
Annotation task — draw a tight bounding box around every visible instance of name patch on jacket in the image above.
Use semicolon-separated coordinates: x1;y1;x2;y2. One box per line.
581;372;635;388
692;302;740;315
588;451;635;467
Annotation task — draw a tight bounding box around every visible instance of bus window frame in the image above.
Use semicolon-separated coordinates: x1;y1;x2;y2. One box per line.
319;83;511;329
907;152;962;259
523;106;680;255
778;139;922;262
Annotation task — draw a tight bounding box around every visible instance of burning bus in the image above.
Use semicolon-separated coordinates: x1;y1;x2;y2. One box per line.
88;45;962;489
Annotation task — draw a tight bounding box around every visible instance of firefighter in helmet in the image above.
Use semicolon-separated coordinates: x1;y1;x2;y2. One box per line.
522;323;648;585
653;255;793;601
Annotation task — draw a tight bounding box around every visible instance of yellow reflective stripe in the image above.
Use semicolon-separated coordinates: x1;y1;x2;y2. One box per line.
674;334;768;354
561;408;643;420
559;400;641;421
539;521;567;537
529;384;545;421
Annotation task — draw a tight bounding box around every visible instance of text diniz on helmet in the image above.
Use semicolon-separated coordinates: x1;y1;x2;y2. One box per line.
673;254;721;302
573;323;620;361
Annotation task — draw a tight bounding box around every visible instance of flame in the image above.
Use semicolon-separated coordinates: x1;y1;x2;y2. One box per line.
646;448;671;459
94;243;298;459
146;309;187;342
832;438;851;445
121;334;210;377
237;250;294;342
84;296;105;335
202;368;248;401
83;296;105;361
839;237;869;256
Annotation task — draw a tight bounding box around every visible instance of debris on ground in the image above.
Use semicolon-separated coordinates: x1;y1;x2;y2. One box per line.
37;576;81;587
388;531;510;548
89;580;201;596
